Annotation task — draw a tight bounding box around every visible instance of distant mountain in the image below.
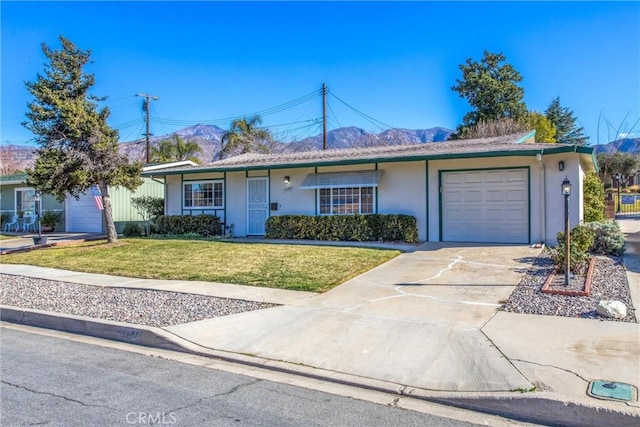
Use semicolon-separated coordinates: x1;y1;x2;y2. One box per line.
592;137;640;154
0;124;454;171
0;144;37;174
277;126;452;153
119;124;227;163
120;124;454;162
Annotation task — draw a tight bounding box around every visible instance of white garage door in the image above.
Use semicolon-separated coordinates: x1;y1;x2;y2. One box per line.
442;169;528;244
65;191;103;233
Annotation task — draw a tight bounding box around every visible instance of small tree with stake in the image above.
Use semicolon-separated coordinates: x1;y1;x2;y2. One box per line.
23;36;142;243
131;196;164;236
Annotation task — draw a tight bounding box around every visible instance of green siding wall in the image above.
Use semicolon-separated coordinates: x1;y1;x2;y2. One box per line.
111;178;164;222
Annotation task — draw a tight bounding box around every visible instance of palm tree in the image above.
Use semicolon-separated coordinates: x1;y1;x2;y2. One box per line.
219;115;273;159
151;135;202;164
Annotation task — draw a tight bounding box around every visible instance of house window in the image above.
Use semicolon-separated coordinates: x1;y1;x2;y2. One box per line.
15;188;36;215
183;181;223;208
319;187;374;215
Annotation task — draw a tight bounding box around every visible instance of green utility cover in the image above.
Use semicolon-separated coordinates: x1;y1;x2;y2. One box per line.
588;380;637;402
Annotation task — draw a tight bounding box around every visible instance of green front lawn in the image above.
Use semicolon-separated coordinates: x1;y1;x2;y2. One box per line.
1;238;400;292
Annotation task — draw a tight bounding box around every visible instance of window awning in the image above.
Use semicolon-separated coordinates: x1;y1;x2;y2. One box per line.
300;170;383;189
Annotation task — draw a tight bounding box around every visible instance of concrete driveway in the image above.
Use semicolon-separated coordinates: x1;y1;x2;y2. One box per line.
167;242;541;392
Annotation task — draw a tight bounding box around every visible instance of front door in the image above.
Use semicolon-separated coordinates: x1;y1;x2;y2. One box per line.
247;177;269;235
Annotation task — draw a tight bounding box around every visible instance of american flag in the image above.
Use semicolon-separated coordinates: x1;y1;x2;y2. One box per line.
91;185;104;211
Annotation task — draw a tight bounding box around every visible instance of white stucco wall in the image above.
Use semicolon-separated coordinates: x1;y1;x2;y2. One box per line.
377;161;428;241
541;153;584;244
269;168;316;216
160;151;588;243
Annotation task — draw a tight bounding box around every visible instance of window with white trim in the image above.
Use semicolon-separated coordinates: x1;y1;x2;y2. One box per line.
183;181;223;208
319;187;374;215
15;188;36;215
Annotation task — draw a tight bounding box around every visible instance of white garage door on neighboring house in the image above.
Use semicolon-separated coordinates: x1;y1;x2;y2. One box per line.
442;169;529;244
65;191;103;233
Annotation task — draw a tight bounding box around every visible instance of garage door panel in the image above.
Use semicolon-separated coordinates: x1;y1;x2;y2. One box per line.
464;190;482;202
465;172;483;184
442;169;528;244
507;170;527;182
506;189;526;202
505;208;526;221
445;190;464;203
485;209;504;221
485;171;504;182
444;173;464;185
485;189;504;202
445;208;466;221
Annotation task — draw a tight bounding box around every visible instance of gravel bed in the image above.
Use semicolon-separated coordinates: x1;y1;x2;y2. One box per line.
502;254;637;323
0;274;278;327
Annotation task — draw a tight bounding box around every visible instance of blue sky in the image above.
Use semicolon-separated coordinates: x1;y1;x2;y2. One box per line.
2;1;639;146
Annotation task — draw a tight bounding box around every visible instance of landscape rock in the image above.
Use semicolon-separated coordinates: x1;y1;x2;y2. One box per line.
596;300;627;319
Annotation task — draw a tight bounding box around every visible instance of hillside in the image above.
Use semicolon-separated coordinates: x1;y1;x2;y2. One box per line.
592;137;640;154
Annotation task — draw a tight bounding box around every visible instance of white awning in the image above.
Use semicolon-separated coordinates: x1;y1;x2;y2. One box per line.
300;170;383;189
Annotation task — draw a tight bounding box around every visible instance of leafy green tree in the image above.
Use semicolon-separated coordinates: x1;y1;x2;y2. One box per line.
131;195;164;236
23;36;142;243
219;116;273;159
151;135;202;164
583;172;605;222
596;152;640;186
452;50;528;137
526;112;556;143
545;97;588;145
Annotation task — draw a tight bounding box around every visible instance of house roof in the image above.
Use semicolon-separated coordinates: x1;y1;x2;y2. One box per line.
138;132;595;176
0;173;28;185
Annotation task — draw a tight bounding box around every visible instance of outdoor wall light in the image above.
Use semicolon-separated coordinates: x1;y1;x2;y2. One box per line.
561;176;571;196
284;176;290;185
558;161;565;171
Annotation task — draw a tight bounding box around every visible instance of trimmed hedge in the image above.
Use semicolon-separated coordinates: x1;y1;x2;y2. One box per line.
265;214;419;243
155;214;222;237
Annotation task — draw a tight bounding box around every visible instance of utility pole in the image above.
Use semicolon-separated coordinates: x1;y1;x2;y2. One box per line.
322;83;327;150
136;93;159;163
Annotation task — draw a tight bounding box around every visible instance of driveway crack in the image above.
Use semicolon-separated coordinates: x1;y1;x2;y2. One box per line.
1;380;114;409
408;254;464;284
510;359;590;383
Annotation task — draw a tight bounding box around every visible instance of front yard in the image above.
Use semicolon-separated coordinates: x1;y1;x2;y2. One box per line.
1;238;400;292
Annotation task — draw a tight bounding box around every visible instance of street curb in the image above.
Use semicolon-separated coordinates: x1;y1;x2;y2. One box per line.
2;305;638;427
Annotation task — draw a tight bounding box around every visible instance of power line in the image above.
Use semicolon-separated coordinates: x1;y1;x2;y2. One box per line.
327;90;422;141
149;89;322;127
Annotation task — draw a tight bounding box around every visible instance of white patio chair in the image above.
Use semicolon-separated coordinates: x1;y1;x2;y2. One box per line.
22;215;37;232
3;215;19;232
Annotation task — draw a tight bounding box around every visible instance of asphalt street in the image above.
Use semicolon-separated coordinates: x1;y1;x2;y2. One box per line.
1;327;490;427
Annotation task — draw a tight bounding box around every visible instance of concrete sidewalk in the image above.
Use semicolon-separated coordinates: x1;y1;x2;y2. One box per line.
2;226;640;425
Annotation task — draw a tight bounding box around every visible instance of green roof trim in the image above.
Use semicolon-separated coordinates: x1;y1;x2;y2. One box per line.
0;173;29;186
516;130;536;143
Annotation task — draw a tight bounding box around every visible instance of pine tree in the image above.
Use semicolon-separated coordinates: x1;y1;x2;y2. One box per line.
452;50;528;137
23;36;142;243
545;97;588;145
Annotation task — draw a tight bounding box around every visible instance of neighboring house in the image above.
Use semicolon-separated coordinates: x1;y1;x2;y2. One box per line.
0;173;64;226
0;163;186;232
142;131;597;245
